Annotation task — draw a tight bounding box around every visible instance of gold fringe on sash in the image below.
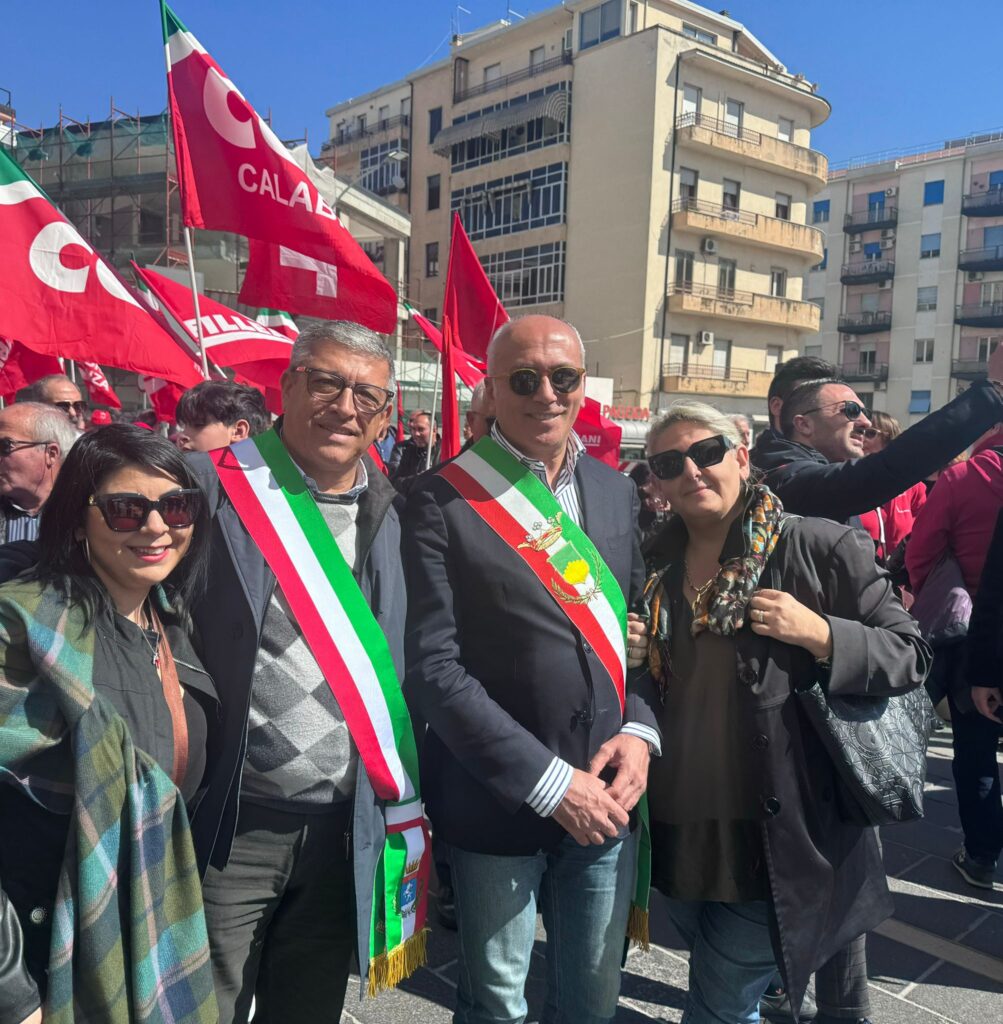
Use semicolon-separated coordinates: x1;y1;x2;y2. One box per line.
367;928;430;997
626;905;650;952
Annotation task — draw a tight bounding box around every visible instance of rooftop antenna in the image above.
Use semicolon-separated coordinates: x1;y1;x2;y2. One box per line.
506;3;525;19
452;4;471;38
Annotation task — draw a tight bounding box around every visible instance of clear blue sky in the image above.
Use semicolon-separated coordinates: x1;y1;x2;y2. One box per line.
4;0;998;164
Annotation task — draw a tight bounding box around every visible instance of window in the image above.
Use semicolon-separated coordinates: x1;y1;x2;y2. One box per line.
682;22;717;45
812;199;830;223
917;286;938;311
529;46;546;69
712;338;732;374
400;97;411;119
424;307;438;323
867;190;886;212
860;292;881;314
629;1;639;33
425;242;440;277
451;162;568;240
356;113;367;133
775;192;791;221
679;167;698;202
815;296;825;319
682;83;701;118
765;345;783;373
427;174;441;211
675;250;694;288
920;232;941;258
978;337;1000;361
360;139;406;194
813;247;827;271
924;180;945;206
428;107;442;144
580;0;620;50
778;117;794;143
724;99;743;137
722;178;741;211
669;333;689;373
770;267;788;298
377;105;390;128
804;344;822;358
718;259;737;296
915;338;934;363
481;242;567;307
863;241;882;262
483;63;502;86
909;390;932;415
859;345;877;374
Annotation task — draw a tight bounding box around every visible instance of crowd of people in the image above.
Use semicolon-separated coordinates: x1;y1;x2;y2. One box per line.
0;317;1001;1024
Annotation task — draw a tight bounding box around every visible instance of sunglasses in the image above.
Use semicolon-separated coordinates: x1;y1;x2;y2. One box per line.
493;366;585;397
53;400;88;415
295;366;394;414
88;489;203;532
802;399;870;421
0;438;53;457
648;434;735;480
861;427;883;439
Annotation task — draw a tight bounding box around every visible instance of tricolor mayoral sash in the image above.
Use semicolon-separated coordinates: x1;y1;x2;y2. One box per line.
439;435;652;947
213;429;429;993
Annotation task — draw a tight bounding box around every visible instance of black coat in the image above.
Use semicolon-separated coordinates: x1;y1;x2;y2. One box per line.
402;453;661;855
967;507;1003;691
751;378;1003;523
644;513;931;1016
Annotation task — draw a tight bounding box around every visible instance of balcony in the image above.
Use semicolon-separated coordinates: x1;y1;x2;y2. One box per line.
958;245;1003;272
840;362;889;386
955;301;1003;328
326;114;410;149
674;113;828;189
839;259;895;285
660;362;774;399
454;52;573;104
667;283;821;331
672;197;824;262
951;358;989;380
962;187;1003;217
838;311;892;335
844;206;898;234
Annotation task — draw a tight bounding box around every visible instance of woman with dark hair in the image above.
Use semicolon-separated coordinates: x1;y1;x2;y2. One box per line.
0;425;218;1024
640;401;930;1024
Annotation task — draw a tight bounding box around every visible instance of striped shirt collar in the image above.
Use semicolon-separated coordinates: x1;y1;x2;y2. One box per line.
490;422;585;492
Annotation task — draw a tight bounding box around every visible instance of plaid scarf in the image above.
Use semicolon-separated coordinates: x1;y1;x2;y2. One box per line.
0;580;217;1024
644;486;784;693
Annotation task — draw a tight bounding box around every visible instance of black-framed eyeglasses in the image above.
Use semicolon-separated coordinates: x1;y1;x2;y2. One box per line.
53;400;88;415
492;366;586;397
648;434;735;480
0;438;53;458
88;489;203;532
802;399;870;421
294;366;394;414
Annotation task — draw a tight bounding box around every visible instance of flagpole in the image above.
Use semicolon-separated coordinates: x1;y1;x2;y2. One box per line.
183;227;211;379
426;351;441;472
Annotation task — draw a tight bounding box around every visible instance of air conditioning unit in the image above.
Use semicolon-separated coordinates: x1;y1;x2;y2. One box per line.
842;333;853;342
849;240;862;253
701;237;718;255
884;186;898;197
697;330;715;346
881;228;896;239
878;280;892;290
880;239;895;250
511;123;527;137
969;271;985;282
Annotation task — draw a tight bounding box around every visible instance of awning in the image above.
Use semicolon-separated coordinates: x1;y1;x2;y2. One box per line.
432;90;570;156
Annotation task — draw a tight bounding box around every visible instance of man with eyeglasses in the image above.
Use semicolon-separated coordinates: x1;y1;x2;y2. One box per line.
183;322;426;1023
18;373;88;432
0;402;78;545
403;315;659;1024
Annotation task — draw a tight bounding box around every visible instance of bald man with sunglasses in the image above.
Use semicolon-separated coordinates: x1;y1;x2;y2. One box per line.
403;315;659;1024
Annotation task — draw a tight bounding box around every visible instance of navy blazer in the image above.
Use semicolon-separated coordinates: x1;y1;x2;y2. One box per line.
402;451;660;855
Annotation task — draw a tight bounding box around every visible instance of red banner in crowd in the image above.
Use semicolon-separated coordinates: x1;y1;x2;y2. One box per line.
0;339;63;401
79;361;123;409
440;316;462;461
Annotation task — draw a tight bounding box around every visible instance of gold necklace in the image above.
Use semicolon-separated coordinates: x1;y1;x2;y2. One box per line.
684;561;716;613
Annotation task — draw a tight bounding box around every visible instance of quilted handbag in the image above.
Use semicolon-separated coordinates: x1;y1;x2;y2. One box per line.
797;682;933;826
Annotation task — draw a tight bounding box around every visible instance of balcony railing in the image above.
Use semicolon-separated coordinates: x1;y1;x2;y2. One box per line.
672;281;755;305
328;114;410;147
672;196;756;226
661;362;751;383
958;245;1003;271
668;282;820;330
840;362;889;384
962;187;1003;216
955;301;1003;327
840;259;895;285
843;206;898;234
951;358;990;380
676;112;762;146
838;311;892;334
672;197;824;260
454;52;573;103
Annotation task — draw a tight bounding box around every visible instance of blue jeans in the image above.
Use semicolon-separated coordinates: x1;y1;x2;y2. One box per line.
665;898;777;1024
449;831;636;1024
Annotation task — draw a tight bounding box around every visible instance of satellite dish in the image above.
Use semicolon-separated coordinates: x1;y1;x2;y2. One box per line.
391;173;406;190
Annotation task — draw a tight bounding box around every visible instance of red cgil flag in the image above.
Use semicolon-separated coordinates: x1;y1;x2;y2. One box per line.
0;147;203;387
138;376;186;425
439;315;462;461
575;398;622;469
162;2;397;332
78;361;123;409
395;388;406;444
408;305;486;389
443;213;509;361
0;338;63;401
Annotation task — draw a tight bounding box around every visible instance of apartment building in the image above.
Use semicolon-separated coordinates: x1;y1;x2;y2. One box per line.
806;133;1003;425
324;0;829;422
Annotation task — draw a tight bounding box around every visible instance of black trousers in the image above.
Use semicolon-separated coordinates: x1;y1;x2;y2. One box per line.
948;692;1003;863
201;800;356;1024
815;933;870;1019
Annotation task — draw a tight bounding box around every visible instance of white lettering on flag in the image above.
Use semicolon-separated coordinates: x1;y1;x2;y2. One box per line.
279;247;339;298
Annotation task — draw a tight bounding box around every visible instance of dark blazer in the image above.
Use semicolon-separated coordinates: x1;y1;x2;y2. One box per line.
403;451;660;856
751;378;1003;523
645;513;932;1016
184;449;405;994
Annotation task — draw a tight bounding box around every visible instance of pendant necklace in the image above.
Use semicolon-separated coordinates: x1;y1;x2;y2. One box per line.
683;561;716;615
140;603;161;669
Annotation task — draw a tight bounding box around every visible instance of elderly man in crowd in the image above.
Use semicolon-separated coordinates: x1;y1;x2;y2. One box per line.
185;321;427;1024
390;409;440;493
463;379;495;445
19;373;88;432
0;402;78;543
403;314;659;1024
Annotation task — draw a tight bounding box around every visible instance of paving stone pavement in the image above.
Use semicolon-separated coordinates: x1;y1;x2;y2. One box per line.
340;731;1003;1024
